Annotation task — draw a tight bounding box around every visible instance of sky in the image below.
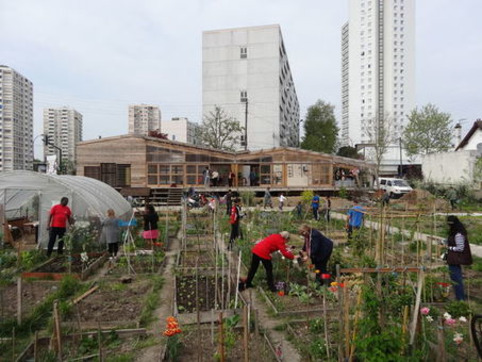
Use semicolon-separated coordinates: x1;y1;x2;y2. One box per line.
1;0;481;158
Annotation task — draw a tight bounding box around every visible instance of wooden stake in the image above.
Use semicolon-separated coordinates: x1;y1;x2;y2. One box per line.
409;269;424;347
34;330;38;362
234;252;242;310
218;312;225;362
322;287;331;360
97;322;102;362
53;300;62;360
17;277;22;325
243;305;249;362
72;285;99;305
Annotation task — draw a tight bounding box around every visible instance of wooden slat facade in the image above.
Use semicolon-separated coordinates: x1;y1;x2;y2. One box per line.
76;135;374;191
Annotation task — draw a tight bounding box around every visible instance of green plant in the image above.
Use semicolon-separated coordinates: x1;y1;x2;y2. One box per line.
445;301;471;318
338;186;348;199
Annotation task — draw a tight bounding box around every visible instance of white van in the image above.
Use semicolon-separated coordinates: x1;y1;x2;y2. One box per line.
378;178;413;198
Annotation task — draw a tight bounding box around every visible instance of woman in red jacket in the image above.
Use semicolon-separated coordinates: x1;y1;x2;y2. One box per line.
245;231;297;292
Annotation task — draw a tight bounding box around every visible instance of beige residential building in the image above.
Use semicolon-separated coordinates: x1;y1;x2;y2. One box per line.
43;107;83;166
128;104;161;135
0;65;34;171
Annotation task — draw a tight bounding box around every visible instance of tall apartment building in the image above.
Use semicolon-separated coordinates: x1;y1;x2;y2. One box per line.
43;107;83;165
161;117;200;145
128;104;161;135
341;0;415;173
0;65;34;171
203;25;300;150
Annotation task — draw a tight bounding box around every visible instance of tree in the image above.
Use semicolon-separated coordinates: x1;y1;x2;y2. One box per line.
300;100;339;154
364;114;395;183
337;146;363;159
403;104;453;157
198;106;244;151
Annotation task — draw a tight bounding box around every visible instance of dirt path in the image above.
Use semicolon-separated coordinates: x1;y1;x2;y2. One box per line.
135;238;179;362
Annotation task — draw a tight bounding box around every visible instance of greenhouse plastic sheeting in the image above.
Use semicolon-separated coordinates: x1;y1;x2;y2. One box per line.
0;170;132;247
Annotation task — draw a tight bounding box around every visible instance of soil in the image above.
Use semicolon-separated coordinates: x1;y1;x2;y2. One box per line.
0;280;60;320
66;279;152;325
176;275;226;313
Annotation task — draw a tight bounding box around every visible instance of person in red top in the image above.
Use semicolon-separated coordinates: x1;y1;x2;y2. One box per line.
245;231;298;292
47;197;74;257
228;198;241;250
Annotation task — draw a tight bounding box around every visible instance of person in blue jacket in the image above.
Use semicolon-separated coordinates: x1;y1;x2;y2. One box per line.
299;224;334;286
346;201;366;239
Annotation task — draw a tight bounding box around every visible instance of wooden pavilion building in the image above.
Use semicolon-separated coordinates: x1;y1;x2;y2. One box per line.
76;135;374;202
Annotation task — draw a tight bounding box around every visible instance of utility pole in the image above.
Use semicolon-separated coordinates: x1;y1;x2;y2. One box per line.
244;99;248;151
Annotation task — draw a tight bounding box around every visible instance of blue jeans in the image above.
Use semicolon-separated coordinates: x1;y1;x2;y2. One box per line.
449;265;465;301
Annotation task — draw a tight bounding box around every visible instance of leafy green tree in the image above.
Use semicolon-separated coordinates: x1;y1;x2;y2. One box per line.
337;146;363;159
403;104;453;157
301;100;338;154
198;106;244;151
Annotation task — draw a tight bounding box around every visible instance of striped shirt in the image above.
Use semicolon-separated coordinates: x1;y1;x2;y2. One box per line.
450;233;465;252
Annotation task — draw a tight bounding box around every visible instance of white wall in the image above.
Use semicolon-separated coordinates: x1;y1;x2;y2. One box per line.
422;150;479;185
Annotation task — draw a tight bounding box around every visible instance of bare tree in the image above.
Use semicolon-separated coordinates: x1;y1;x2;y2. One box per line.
364;114;396;182
198;106;244;151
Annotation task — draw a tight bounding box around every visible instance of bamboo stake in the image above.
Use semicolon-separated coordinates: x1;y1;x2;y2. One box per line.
234;252;242;310
211;309;215;345
218;312;225;362
409;269;424;347
17;277;22;325
243;305;249;362
402;305;409;354
322;287;331;360
12;327;15;362
215;242;219;310
348;288;363;361
53;300;62;360
196;258;201;362
221;243;225;310
97;322;102;362
34;330;38;362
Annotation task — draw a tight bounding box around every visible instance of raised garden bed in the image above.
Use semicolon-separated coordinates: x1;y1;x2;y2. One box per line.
21;252;108;281
105;254;165;277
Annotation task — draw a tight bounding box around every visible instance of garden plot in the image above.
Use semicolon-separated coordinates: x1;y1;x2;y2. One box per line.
64;278;153;329
0;280;60;321
175;275;229;314
104;253;165;277
166;321;277;361
178;249;215;269
21;252;108;281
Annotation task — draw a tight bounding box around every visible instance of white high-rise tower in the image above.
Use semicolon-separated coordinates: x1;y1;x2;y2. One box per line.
43;107;83;166
0;65;34;171
203;25;300;150
341;0;415;173
128;104;161;135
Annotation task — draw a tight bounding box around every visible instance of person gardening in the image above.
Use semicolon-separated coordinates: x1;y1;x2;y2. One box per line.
244;231;299;292
47;196;75;257
346;200;366;239
299;224;333;286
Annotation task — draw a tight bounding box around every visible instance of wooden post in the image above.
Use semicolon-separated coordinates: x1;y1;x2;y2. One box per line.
409;270;424;347
17;277;22;325
234;252;242;310
243;305;249;362
34;330;38;362
12;327;15;362
97;322;102;362
53;300;62;360
322;287;331;360
218;312;225;362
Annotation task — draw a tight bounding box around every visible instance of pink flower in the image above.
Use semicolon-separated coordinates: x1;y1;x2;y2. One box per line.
420;307;430;315
444;318;456;326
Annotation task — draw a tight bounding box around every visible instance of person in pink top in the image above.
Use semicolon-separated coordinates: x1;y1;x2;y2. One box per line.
245;231;298;292
46;197;74;257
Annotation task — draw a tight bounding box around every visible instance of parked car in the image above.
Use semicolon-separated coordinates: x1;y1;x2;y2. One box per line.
377;177;413;198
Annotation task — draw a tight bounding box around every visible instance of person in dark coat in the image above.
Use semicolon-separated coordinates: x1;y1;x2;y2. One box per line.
245;231;298;292
142;204;159;242
444;215;473;300
225;189;233;216
299;224;334;286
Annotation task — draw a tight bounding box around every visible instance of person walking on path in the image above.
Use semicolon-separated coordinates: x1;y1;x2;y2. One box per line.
244;231;298;292
228;198;241;250
264;187;273;209
444;215;473;300
311;193;320;220
142;204;159;243
278;193;287;211
299;224;333;286
47;197;75;257
102;209;122;259
346;201;366;239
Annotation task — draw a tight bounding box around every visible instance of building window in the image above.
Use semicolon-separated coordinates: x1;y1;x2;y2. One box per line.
240;47;247;59
240;91;248;103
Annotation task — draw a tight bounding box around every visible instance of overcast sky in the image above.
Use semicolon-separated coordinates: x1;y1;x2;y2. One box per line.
1;0;481;158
